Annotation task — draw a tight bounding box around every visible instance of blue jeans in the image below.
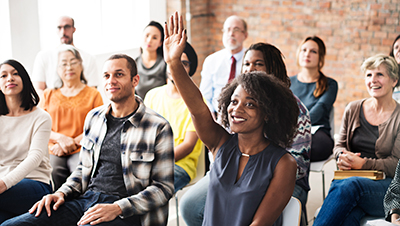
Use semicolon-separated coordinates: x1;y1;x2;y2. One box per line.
180;171;209;226
313;177;392;226
0;179;51;224
1;190;140;226
174;164;191;192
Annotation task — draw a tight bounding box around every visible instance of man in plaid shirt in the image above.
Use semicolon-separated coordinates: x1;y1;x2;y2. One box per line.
3;54;174;226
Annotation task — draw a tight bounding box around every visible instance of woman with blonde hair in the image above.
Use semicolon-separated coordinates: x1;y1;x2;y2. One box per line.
290;36;338;162
314;54;400;226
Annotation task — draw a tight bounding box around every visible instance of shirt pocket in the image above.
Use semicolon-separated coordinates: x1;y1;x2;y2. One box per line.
129;151;154;183
80;137;95;168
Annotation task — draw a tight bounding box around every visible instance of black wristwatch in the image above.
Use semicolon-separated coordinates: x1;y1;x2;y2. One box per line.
387;208;400;221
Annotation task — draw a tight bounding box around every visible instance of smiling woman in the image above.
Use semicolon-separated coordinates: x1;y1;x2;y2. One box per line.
313;54;400;226
164;12;299;226
0;59;52;223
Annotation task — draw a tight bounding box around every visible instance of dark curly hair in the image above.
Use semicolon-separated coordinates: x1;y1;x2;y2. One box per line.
218;71;299;148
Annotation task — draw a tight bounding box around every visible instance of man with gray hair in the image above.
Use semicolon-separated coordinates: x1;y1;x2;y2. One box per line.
199;15;248;117
31;16;99;94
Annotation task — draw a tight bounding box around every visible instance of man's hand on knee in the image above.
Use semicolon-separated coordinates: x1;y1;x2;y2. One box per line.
29;192;65;217
77;203;122;225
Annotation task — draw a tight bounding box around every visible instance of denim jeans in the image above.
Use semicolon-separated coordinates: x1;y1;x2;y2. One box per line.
313;177;392;226
174;164;191;192
180;171;209;226
1;190;140;226
0;179;51;224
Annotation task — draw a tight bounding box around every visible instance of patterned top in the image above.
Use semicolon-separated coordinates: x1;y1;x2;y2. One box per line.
57;96;175;226
384;159;400;221
290;96;312;191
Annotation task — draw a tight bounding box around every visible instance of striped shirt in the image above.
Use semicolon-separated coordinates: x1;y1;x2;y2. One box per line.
58;96;174;226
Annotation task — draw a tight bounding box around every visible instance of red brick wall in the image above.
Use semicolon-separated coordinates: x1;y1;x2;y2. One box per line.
167;0;400;131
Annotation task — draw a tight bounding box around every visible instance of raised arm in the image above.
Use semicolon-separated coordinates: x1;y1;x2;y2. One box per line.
163;12;229;152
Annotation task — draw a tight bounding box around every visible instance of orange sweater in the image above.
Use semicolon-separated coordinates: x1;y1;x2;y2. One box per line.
40;86;103;155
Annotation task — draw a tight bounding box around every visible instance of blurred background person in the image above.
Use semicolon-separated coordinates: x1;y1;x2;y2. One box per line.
135;21;166;99
40;45;103;190
290;36;338;162
144;42;202;192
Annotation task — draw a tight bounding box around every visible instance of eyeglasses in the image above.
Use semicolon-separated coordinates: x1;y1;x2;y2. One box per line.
221;27;244;34
182;60;191;68
59;61;80;69
57;25;73;30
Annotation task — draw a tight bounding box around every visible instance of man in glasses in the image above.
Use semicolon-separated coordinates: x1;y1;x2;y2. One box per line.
144;42;203;192
199;15;248;119
31;16;99;95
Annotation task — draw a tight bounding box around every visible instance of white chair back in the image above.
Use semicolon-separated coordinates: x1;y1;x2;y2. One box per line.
282;196;302;226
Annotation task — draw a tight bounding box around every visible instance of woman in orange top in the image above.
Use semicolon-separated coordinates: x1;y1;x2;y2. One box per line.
40;45;103;190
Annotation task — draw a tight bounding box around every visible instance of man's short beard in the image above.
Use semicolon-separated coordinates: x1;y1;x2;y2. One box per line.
223;38;241;50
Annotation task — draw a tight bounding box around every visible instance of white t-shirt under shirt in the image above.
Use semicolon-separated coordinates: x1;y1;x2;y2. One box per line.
0;108;52;189
31;47;99;88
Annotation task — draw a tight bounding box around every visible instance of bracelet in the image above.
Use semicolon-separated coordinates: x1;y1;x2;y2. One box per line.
389;208;400;220
336;151;343;161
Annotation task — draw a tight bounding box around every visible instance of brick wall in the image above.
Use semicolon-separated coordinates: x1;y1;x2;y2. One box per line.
167;0;400;131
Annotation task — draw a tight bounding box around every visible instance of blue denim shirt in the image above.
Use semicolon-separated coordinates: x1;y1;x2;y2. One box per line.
58;96;174;226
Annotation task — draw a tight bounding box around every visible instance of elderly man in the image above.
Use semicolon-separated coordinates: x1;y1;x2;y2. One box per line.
3;54;174;226
32;16;99;94
199;15;248;117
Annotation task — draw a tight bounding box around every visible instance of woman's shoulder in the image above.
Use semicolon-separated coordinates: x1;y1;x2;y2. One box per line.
31;107;51;120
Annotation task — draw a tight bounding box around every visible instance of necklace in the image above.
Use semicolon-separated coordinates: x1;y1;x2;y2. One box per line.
241;153;250;157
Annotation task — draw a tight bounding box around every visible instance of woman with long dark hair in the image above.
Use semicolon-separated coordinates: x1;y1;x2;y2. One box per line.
0;59;52;223
135;21;167;99
290;36;338;162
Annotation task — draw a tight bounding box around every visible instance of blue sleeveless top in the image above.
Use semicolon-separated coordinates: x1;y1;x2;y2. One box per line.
202;134;288;226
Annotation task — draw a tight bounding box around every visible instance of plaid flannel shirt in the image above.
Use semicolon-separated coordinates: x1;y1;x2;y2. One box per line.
58;96;174;226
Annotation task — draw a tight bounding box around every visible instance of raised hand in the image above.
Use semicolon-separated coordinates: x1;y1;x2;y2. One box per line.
163;11;187;65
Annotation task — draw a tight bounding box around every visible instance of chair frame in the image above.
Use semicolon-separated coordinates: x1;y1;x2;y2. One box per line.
175;145;206;226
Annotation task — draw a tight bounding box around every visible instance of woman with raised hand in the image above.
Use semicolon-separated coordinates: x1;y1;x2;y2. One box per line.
180;43;312;226
314;54;400;226
290;36;338;162
40;45;103;190
135;21;167;99
0;59;52;223
164;12;299;226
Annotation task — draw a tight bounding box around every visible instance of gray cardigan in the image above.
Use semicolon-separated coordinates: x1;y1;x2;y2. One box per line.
334;99;400;178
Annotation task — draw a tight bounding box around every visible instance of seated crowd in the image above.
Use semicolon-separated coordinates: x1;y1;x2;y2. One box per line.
0;11;400;226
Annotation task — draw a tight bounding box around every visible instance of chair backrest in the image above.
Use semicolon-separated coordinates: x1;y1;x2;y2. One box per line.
188;145;206;186
282;196;302;226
